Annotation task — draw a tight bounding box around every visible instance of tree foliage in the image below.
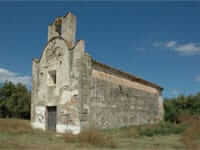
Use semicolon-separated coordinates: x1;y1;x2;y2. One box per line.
0;81;31;119
164;93;200;123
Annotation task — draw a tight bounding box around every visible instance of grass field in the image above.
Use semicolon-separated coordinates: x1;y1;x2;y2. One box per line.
0;119;186;150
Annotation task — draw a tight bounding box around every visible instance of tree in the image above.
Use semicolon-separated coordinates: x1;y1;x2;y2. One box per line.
164;93;200;123
0;81;31;119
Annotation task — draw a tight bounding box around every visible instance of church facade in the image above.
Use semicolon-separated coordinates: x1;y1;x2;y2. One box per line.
31;12;164;134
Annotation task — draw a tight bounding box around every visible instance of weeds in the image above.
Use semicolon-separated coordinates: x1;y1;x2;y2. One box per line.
64;128;117;148
139;122;185;137
180;114;200;150
0;119;32;134
0;119;186;150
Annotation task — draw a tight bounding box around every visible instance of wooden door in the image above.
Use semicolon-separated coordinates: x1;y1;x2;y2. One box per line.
47;106;57;130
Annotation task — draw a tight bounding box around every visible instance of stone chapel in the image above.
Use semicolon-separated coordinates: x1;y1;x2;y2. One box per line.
31;12;164;134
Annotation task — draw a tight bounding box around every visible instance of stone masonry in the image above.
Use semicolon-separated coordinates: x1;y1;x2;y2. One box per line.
31;12;164;134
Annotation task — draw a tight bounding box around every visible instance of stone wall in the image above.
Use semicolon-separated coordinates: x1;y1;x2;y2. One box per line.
92;69;158;94
78;53;93;130
79;59;163;129
48;12;76;47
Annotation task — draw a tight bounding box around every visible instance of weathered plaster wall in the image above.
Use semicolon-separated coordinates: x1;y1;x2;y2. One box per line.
78;53;93;130
31;59;40;129
92;69;158;94
48;13;76;47
90;68;161;128
31;38;85;134
78;59;163;129
32;106;46;130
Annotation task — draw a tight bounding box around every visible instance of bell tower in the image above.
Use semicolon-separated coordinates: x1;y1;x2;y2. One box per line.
48;12;76;47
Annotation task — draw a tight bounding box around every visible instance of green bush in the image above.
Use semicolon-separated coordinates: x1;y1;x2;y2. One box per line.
139;122;185;137
164;93;200;123
0;81;31;119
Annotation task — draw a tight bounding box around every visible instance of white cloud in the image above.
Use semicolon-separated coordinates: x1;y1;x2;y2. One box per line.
165;41;177;48
0;68;31;86
152;41;163;47
175;43;200;55
153;41;200;55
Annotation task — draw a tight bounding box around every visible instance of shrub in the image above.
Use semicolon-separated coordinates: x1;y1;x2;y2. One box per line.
164;93;200;123
138;122;185;137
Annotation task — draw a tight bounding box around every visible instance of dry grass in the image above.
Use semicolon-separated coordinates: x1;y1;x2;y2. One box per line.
179;115;200;150
64;128;117;148
0;119;32;134
105;125;140;138
0;119;186;150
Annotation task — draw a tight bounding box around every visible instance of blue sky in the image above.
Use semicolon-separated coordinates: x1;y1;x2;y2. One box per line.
0;2;199;98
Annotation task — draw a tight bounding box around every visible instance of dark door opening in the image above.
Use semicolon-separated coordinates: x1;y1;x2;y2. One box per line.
47;106;57;130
